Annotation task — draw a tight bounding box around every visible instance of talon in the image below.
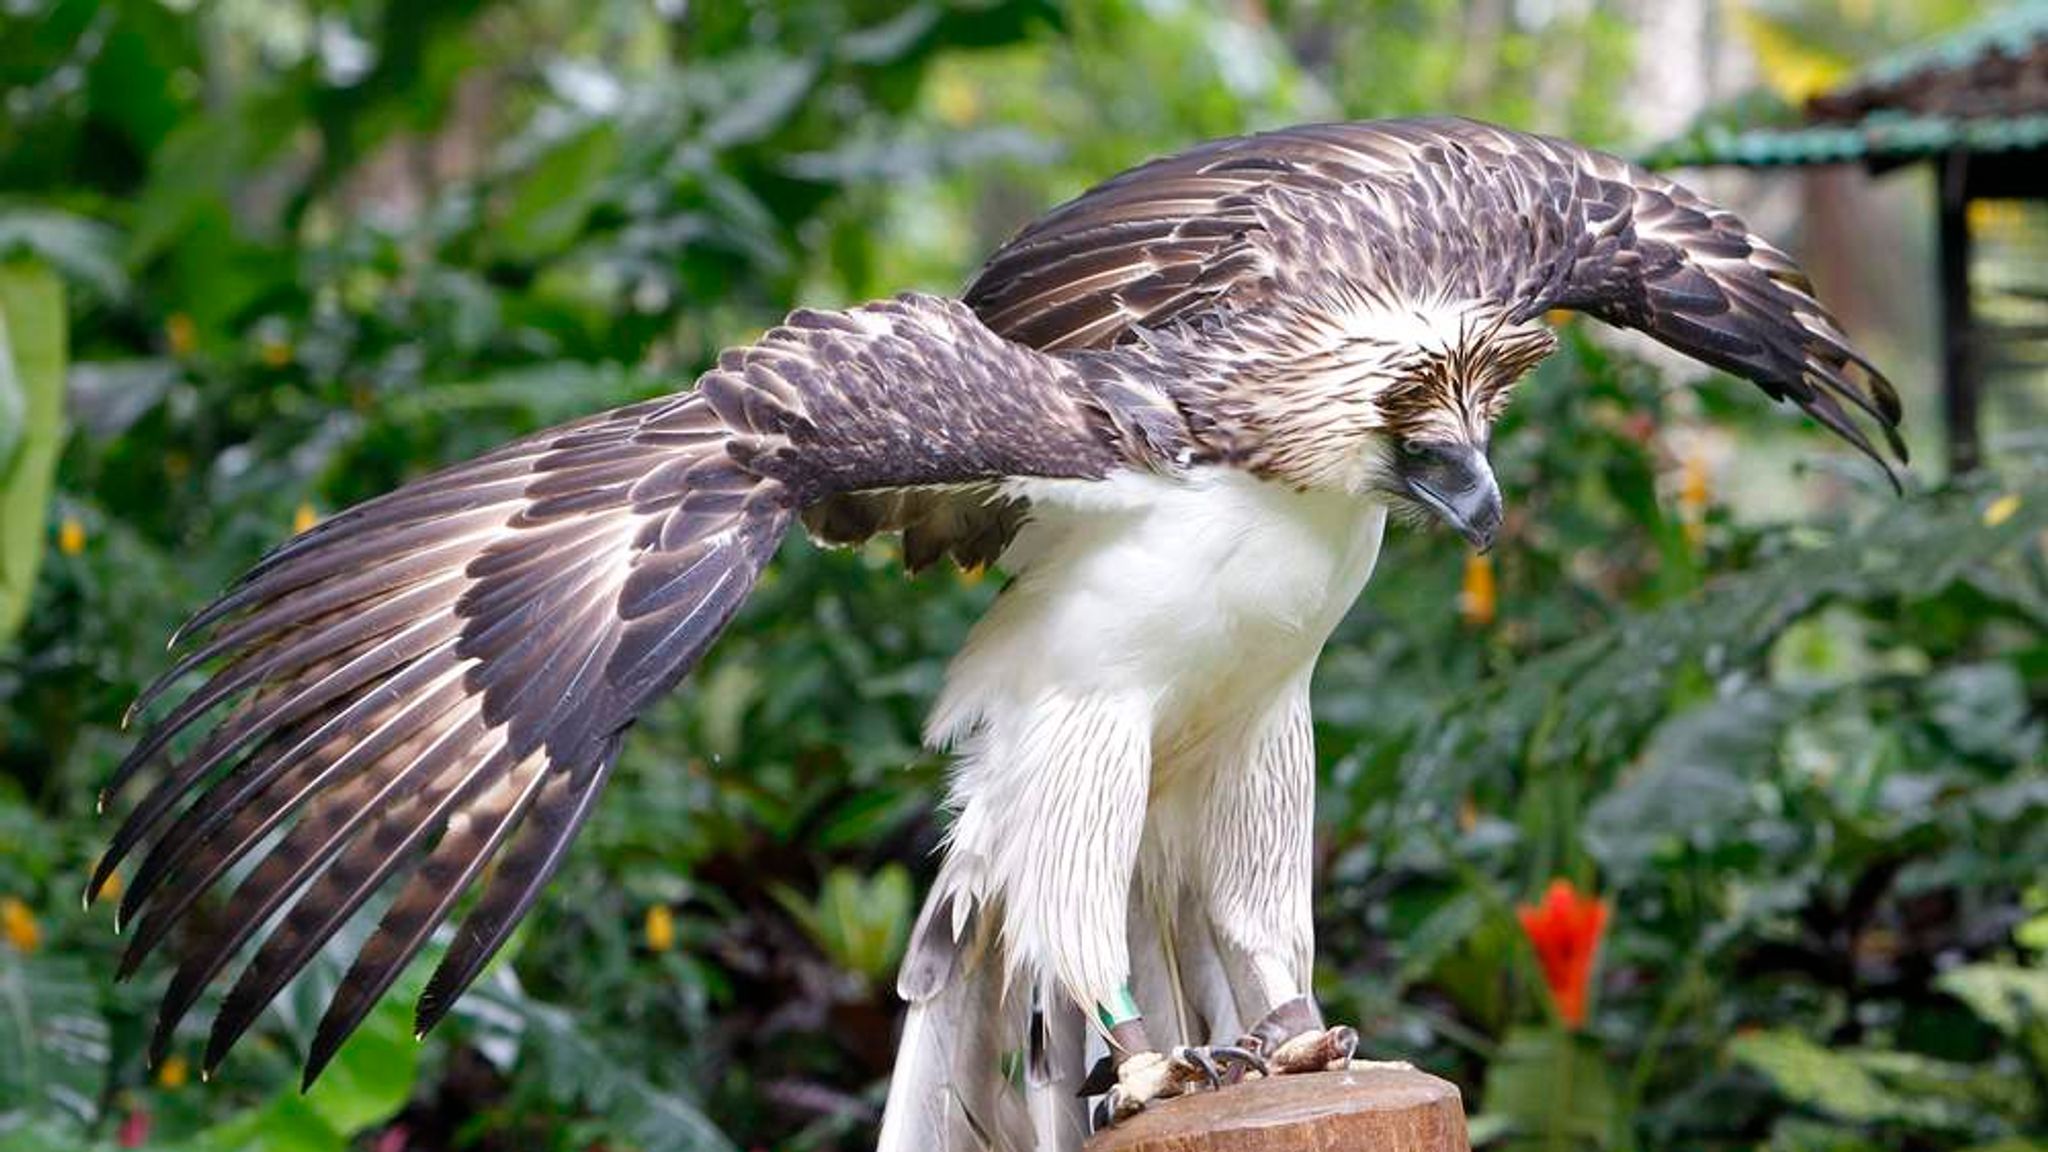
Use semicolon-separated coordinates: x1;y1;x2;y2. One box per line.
1210;1043;1268;1080
1169;1045;1223;1090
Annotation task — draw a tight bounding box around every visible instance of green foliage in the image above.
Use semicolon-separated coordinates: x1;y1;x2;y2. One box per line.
0;262;65;645
773;865;916;986
0;948;106;1132
1;2;2041;1151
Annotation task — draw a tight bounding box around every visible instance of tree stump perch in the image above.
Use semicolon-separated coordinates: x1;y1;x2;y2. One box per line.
1085;1065;1469;1152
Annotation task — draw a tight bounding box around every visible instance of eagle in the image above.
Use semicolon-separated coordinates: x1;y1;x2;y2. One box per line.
91;117;1903;1148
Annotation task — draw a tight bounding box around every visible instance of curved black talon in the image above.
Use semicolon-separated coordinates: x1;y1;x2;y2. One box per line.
1204;1043;1268;1081
1176;1045;1223;1090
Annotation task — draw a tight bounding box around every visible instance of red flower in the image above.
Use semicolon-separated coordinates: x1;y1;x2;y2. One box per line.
1517;878;1608;1029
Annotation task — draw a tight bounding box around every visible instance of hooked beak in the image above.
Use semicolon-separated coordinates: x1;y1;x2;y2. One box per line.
1397;441;1503;552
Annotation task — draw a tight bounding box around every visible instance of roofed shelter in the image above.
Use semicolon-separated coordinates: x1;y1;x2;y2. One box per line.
1646;3;2048;475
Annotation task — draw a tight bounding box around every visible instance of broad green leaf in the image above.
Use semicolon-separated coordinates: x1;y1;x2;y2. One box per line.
491;123;621;265
1730;1030;1967;1128
0;261;65;647
1585;690;1781;877
181;1092;344;1152
301;995;419;1135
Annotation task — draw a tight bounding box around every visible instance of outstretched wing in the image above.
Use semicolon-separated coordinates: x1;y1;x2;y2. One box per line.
964;116;1905;480
94;293;1184;1083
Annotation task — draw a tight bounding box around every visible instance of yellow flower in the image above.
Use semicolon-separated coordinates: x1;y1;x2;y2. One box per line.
1679;452;1711;554
930;70;980;128
644;904;675;953
157;1053;189;1090
1;897;40;953
1679;453;1710;514
1459;551;1496;628
293;503;319;535
258;337;293;369
57;516;86;556
165;313;198;357
1983;494;2020;528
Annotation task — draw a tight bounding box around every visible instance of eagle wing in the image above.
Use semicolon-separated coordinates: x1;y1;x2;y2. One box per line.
94;294;1187;1082
824;118;1904;569
968;116;1905;476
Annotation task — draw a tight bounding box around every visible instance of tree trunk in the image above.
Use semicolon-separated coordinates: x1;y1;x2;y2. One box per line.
1086;1064;1469;1152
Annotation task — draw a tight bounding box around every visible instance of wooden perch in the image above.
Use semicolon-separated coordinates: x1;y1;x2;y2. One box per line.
1085;1064;1469;1152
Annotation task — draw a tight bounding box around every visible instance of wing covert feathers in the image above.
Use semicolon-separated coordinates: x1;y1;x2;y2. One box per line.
95;293;1175;1079
965;116;1904;484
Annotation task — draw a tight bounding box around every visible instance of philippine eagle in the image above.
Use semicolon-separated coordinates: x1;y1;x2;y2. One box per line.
92;118;1903;1148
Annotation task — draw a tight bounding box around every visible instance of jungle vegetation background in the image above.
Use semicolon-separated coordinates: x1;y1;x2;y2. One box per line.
2;1;2045;1150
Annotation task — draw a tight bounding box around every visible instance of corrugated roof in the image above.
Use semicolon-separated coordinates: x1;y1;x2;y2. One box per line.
1649;112;2048;168
1643;2;2048;170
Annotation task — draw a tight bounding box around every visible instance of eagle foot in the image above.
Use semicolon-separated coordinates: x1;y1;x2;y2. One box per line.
1265;1024;1360;1073
1089;1044;1268;1130
1239;995;1361;1073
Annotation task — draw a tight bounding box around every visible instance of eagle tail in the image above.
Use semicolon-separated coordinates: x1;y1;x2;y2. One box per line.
880;872;1049;1152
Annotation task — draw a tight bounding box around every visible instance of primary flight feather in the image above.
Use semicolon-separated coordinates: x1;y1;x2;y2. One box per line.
94;117;1901;1144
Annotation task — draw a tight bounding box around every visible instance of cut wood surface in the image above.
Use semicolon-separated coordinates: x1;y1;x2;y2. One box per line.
1085;1064;1469;1152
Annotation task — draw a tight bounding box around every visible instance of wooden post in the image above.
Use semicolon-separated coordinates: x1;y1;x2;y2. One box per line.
1937;147;1979;476
1085;1064;1469;1152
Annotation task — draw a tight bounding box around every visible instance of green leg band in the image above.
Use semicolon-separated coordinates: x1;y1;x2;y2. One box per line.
1095;986;1141;1030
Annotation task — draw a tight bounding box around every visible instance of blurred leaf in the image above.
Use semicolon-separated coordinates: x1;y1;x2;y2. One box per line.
468;974;737;1152
1732;1029;1945;1126
1924;663;2037;763
771;864;913;983
1478;1026;1617;1149
300;994;418;1135
0;208;125;301
491;122;621;265
1585;690;1781;877
1938;964;2048;1046
0;260;64;646
183;1092;345;1152
0;948;108;1133
700;52;818;148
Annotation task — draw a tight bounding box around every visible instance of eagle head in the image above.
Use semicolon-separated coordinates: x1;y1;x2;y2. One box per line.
1218;298;1554;551
1351;308;1556;551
